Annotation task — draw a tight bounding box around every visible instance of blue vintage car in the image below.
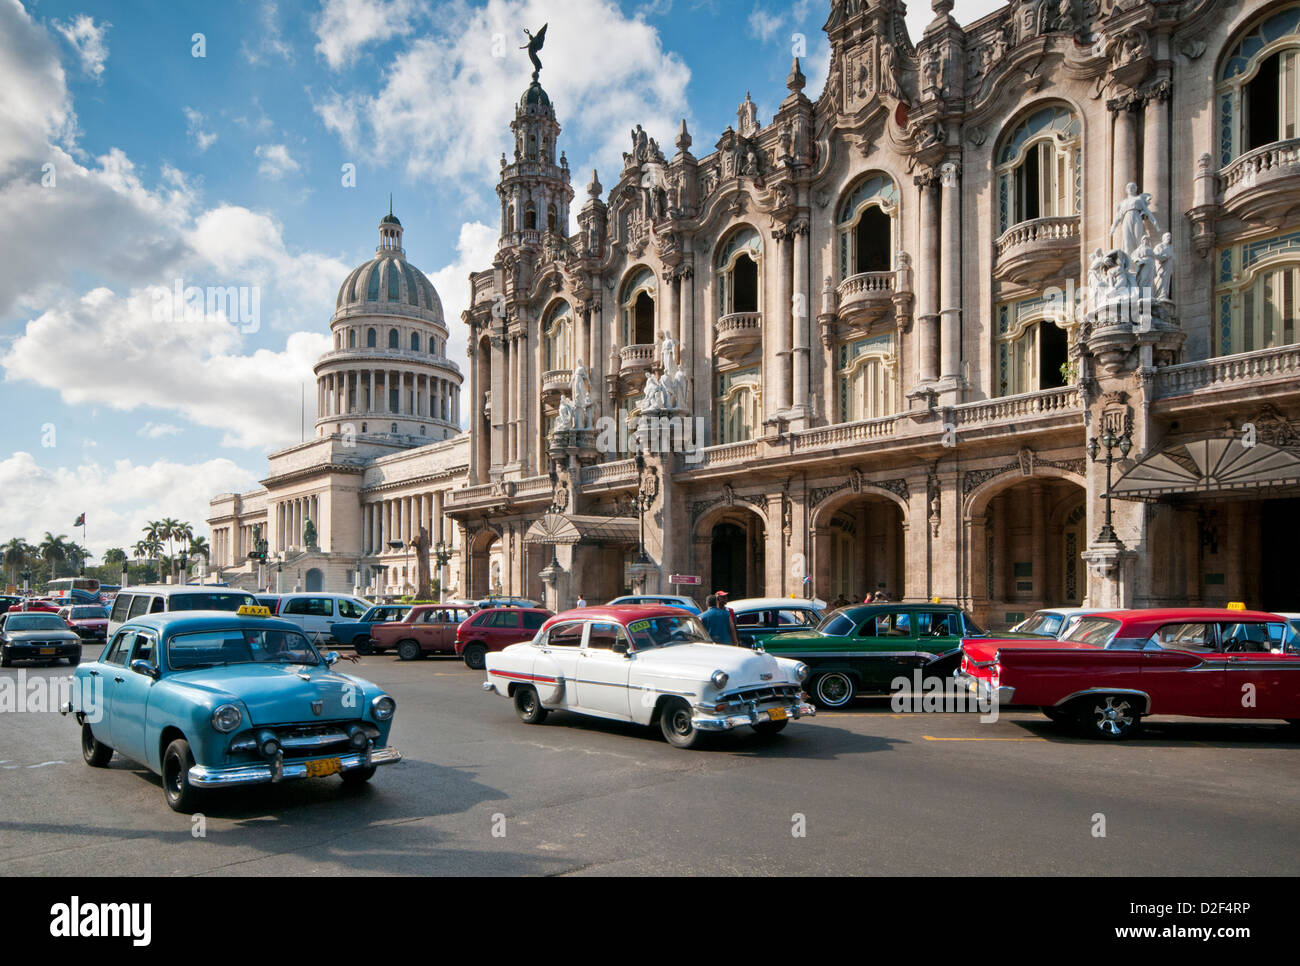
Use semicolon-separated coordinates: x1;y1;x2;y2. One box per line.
60;608;401;812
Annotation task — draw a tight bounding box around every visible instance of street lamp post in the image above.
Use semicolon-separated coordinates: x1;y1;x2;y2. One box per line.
633;450;651;564
1088;427;1132;545
433;539;453;601
387;540;403;597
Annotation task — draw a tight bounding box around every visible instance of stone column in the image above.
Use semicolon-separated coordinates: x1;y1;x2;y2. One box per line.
1031;483;1047;606
774;227;793;415
490;336;505;471
939;160;962;385
792;217;811;421
1111;94;1140;209
914;170;941;386
1143;84;1170;237
662;269;678;348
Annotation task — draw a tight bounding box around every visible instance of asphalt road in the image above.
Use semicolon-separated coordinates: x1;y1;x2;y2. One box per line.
2;645;1298;876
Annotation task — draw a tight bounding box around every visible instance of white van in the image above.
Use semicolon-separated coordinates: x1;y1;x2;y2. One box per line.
107;585;258;637
273;593;371;642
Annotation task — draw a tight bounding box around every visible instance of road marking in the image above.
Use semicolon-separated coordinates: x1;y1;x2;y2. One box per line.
922;736;1047;742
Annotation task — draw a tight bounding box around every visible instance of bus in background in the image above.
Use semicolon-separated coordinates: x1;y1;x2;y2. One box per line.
46;577;101;605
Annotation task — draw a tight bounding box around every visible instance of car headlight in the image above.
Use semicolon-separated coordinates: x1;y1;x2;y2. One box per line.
211;704;242;733
371;695;396;721
794;662;809;682
710;670;729;690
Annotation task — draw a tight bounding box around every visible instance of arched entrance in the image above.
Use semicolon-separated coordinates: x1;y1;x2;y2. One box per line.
810;492;906;604
968;475;1087;628
468;527;499;598
694;507;766;598
305;568;324;592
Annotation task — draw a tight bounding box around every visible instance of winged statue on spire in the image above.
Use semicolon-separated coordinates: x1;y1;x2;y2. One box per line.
521;24;547;81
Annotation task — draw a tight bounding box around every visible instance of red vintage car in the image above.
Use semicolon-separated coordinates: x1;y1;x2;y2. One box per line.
369;604;476;661
455;607;551;669
958;608;1300;738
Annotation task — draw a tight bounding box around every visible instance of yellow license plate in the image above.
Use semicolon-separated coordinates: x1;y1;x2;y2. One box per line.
768;707;788;722
305;758;341;778
40;648;55;655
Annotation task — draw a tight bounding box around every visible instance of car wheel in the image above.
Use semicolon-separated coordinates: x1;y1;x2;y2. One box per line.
751;719;789;737
67;652;81;666
397;639;422;662
660;697;702;748
0;646;10;668
514;685;548;724
353;637;373;656
463;644;487;670
813;672;856;709
162;738;203;813
81;723;113;767
1081;694;1141;740
341;765;377;786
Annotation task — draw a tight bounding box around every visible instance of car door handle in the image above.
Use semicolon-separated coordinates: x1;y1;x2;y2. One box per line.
88;669;100;676
113;676;124;683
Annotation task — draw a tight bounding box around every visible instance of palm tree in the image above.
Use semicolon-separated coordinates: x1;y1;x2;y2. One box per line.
3;538;31;584
103;548;127;568
38;532;68;579
64;541;90;575
158;517;183;580
188;536;209;561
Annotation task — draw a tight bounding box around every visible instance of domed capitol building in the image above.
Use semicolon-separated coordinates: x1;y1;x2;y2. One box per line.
210;0;1300;624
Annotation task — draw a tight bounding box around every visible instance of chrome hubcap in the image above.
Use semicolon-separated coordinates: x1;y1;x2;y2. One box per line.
1093;697;1133;735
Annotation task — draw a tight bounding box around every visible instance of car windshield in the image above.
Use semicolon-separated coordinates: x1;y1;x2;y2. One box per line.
168;593;257;612
625;615;712;649
1017;612;1064;635
71;606;107;619
167;628;321;669
1060;617;1121;645
7;615;67;631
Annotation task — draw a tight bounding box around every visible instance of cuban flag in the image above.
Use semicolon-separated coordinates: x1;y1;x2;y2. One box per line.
73;512;85;527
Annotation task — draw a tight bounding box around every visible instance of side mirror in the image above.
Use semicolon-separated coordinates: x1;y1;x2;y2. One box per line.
130;659;158;679
324;651;340;666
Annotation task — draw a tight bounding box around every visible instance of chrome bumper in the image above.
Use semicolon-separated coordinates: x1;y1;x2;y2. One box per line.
187;745;402;788
692;702;816;731
956;673;1015;706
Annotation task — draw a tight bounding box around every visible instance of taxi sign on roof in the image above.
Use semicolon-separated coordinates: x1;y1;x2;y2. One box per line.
237;605;272;617
1227;601;1246;611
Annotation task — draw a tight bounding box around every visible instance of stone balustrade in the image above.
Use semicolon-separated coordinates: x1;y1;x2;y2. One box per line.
541;369;572;395
1155;344;1300;397
618;344;657;375
580;459;638;487
1220;138;1300;203
993;215;1080;284
953;386;1080;426
714;312;762;359
792;414;900;450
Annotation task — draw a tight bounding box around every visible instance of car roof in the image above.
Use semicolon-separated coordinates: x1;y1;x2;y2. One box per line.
727;597;826;610
118;585;256;597
116;610;303;635
1092;607;1287;625
837;602;966;615
543;604;693;628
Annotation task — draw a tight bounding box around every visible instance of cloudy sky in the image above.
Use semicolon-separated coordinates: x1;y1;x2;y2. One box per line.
0;0;1001;560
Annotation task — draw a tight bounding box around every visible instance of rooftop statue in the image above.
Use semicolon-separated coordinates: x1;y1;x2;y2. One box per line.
521;23;547;81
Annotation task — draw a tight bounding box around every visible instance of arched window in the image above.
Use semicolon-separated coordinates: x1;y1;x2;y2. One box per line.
620;268;656;345
996;296;1071;395
836;175;898;278
348;329;356;348
524;202;537;230
402;263;421;307
714;368;761;443
387;262;400;300
995;105;1081;233
411;332;420;351
837;335;897;421
1214;246;1300;355
388;329;399;349
1219;6;1300;163
366;328;377;348
366;264;381;301
716;228;762;315
547;204;558;232
542;301;573;371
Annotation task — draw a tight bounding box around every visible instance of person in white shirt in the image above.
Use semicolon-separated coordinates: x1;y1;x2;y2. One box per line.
575;594;586;608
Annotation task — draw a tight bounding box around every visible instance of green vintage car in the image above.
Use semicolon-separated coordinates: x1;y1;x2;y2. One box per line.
762;603;986;708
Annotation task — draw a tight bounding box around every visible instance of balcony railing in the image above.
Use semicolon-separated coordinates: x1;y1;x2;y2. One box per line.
792;414;900;450
1155;344;1300;397
993;216;1080;284
696;440;760;466
714;312;762;359
580;459;638;487
953;386;1081;426
541;369;572;395
618;344;656;376
314;347;462;373
1220;138;1300;204
835;271;896;322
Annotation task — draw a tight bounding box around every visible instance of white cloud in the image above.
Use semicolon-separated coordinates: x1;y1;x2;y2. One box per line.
243;0;294;65
426;219;498;417
254;143;302;180
748;5;785;44
3;286;330;450
313;0;691;200
184;107;217;152
313;0;421;70
54;14;110;80
0;451;260;559
138;422;183;439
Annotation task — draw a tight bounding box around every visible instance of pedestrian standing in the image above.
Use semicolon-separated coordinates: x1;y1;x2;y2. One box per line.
700;593;731;643
576;593;587;607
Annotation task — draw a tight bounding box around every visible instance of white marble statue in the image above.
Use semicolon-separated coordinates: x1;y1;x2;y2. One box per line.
737;92;760;138
659;331;679;371
570;362;592;427
643;373;671;412
1152;232;1174;301
1111;183;1159;255
1131;234;1156;292
665;362;689;412
553;398;577;432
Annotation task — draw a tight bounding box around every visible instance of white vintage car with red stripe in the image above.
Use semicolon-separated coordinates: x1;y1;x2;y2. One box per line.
483;605;815;748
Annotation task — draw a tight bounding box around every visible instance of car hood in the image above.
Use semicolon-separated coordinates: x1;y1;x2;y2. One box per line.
163;664;372;724
961;638;1097;666
7;629;79;642
632;643;793;684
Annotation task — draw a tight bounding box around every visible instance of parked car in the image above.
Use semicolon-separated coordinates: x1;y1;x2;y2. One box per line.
727;597;826;648
60;607;402;811
958;608;1300;738
333;603;411;654
370;605;477;660
455;607;551;669
483;605;815;747
254;594;282;613
273;593;371;643
59;604;109;641
606;594;702;614
0;595;21;613
474;596;544;609
0;611;82;666
1008;607;1107;638
763;603;986;708
108;586;258;637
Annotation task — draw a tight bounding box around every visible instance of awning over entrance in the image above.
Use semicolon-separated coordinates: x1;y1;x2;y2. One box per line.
1111;437;1300;500
524;512;640;546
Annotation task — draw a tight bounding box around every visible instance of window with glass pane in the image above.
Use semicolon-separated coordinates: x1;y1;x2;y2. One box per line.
995;105;1080;232
542;302;572;371
1219;7;1300;161
836;175;898;279
1215;240;1300;355
838;335;895;421
714;368;760;443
